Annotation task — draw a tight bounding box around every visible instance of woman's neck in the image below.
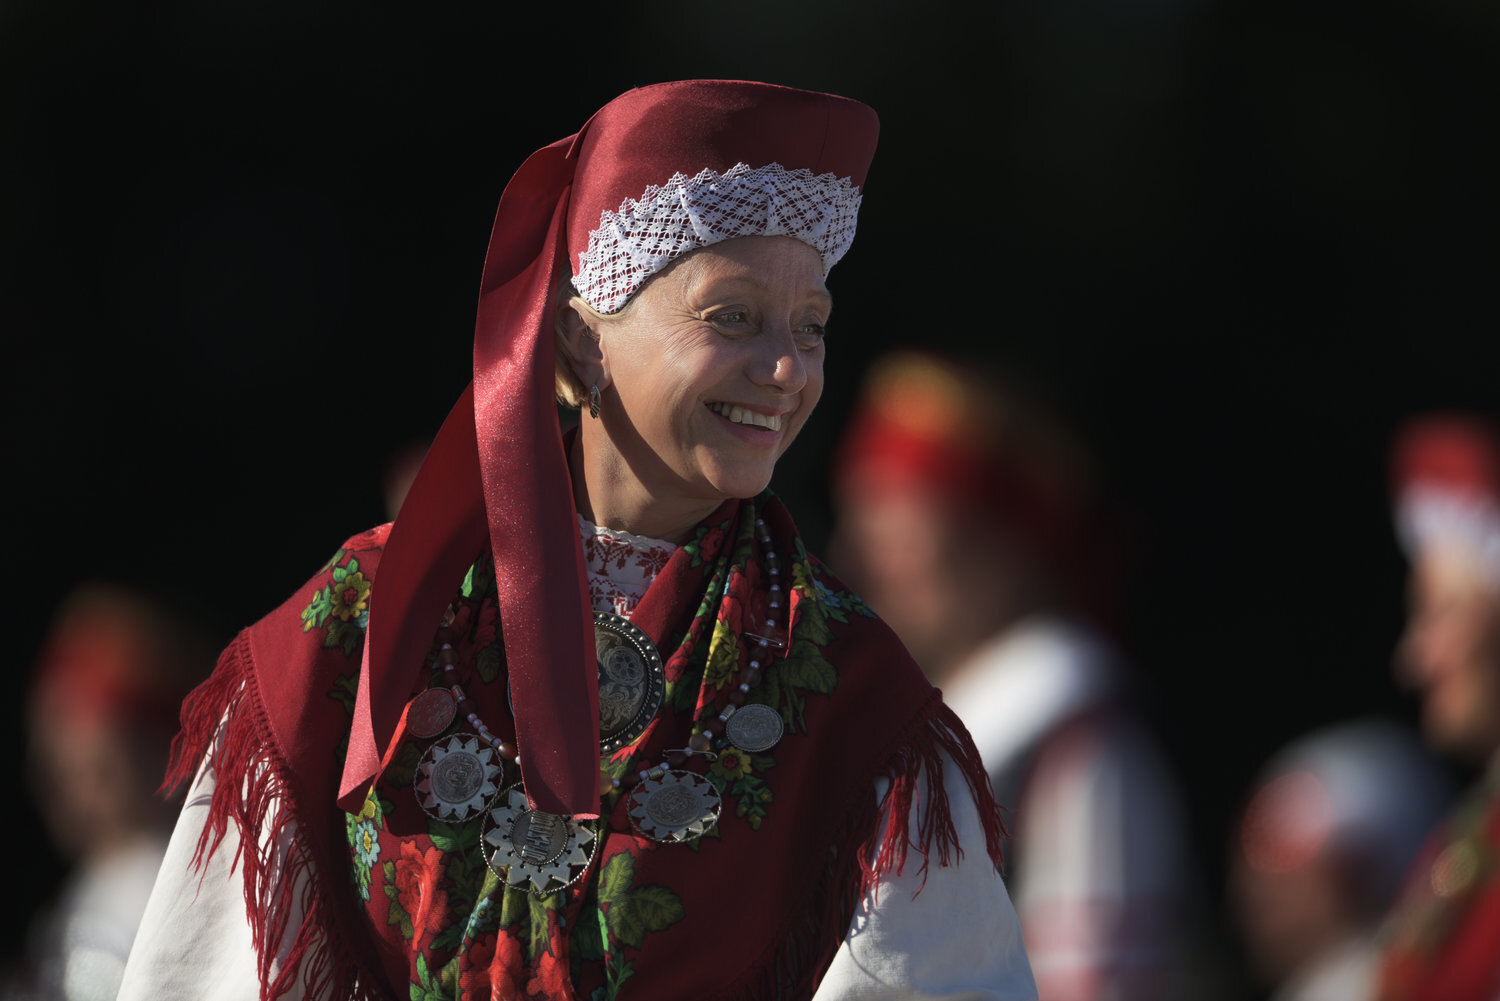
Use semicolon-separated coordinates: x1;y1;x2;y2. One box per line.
569;427;716;545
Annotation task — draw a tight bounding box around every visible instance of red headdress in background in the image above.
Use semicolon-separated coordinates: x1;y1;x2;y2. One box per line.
833;350;1095;571
1391;413;1500;590
337;81;879;817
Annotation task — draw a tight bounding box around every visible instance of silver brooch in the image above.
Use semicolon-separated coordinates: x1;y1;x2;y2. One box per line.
627;770;721;843
482;786;597;895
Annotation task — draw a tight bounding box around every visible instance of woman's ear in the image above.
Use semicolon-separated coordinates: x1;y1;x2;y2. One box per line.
556;297;609;391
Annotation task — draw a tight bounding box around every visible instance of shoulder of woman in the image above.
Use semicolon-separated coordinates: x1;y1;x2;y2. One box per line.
794;552;921;667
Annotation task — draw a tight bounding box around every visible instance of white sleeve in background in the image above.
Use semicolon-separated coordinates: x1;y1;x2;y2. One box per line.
1012;714;1187;1000
814;749;1039;1001
117;747;307;1001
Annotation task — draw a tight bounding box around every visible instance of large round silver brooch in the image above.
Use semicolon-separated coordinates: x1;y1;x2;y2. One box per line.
482;786;597;895
595;611;665;753
413;734;504;822
627;770;722;844
724;703;784;753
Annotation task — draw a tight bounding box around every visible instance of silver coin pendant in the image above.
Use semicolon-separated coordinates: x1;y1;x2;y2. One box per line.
725;703;784;753
413;734;504;822
627;770;722;844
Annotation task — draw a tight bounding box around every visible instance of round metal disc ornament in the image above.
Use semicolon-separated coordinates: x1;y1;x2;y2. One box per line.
724;703;784;753
413;734;504;822
482;786;597;895
627;770;722;844
406;688;457;740
595;611;665;752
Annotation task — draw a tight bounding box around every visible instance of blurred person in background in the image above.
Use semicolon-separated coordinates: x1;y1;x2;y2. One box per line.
6;582;207;1001
1230;718;1452;1001
1375;414;1500;1000
830;349;1201;1000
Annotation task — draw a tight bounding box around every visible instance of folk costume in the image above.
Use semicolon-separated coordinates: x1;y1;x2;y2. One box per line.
1376;416;1500;1001
116;81;1035;1001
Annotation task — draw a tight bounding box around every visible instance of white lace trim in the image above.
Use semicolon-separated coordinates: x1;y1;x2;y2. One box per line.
571;162;863;313
578;516;678;618
1398;485;1500;589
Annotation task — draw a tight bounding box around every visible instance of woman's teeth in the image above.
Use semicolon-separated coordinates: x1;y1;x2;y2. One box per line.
708;402;782;431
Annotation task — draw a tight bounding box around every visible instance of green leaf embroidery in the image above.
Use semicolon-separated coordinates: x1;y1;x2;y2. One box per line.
596;852;684;951
527;892;558;962
327;671;358;715
475;643;501;685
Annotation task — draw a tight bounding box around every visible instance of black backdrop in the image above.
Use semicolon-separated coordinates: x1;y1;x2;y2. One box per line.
5;0;1498;989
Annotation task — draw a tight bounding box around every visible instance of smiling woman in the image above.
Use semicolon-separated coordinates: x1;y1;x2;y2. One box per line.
115;81;1036;1001
559;236;831;540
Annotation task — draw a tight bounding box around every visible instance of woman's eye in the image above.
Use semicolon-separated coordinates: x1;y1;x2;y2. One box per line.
794;323;827;348
712;310;749;326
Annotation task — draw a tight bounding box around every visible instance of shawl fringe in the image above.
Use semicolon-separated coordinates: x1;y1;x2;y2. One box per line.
865;698;1007;898
727;694;1006;1000
161;632;369;1001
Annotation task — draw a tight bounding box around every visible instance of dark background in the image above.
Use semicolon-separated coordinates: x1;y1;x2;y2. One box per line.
4;0;1498;991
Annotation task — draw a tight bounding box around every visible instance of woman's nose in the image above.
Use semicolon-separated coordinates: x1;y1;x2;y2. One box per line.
752;324;807;394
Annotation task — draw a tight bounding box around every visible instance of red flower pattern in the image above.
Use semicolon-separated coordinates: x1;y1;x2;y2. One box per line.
469;930;527;1001
393;841;450;943
526;949;572;999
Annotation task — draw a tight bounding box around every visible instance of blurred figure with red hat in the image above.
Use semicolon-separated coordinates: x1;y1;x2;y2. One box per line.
7;582;207;1001
1374;413;1500;1000
1230;718;1451;1001
830;349;1201;1001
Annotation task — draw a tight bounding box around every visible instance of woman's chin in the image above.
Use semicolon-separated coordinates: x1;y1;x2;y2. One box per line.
697;465;775;504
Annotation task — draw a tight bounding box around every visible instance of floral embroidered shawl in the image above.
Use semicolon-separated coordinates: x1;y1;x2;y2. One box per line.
165;492;1002;1001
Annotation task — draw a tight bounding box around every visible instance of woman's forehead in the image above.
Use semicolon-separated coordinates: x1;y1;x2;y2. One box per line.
665;237;830;296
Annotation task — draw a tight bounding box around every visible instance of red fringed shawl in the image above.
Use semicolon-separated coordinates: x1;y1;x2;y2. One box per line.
164;493;1002;1001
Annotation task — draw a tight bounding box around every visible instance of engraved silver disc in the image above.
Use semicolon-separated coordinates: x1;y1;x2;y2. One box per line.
627;770;721;844
482;786;597;895
725;703;784;753
509;809;568;867
595;611;665;752
413;734;503;822
407;688;457;739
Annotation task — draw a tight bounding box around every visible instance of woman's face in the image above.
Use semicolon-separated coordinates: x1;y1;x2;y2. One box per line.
1398;551;1500;760
590;236;830;511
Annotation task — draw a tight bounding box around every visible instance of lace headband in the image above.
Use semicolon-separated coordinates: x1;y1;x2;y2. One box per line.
571;162;862;314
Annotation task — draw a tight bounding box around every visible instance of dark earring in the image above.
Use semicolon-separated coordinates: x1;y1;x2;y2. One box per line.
588;384;601;419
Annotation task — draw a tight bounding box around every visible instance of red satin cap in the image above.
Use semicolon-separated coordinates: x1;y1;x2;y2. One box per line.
340;81;878;818
566;80;878;270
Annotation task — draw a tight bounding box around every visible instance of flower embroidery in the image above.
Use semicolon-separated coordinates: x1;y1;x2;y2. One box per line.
392;841;451;943
331;569;372;622
346;814;381;901
710;748;753;783
578;517;676;618
634;546;672;577
300;551;376;656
